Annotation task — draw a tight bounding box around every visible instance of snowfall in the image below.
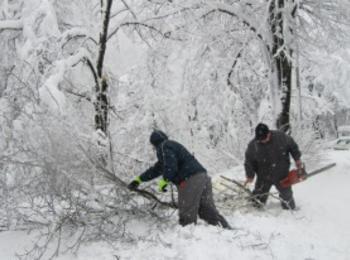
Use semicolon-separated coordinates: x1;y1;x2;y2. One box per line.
0;149;349;260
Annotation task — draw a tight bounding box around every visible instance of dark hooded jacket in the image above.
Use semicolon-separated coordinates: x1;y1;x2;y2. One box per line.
244;130;301;183
139;131;206;185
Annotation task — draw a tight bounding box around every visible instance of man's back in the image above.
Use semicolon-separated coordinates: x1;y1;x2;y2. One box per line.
157;140;206;184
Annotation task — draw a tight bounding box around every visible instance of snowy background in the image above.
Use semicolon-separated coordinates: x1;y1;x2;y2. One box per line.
0;0;350;259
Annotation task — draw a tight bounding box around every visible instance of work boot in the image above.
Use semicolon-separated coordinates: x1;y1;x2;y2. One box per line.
281;198;296;210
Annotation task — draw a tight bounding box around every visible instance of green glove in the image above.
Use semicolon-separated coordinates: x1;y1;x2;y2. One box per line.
158;178;169;192
128;176;142;190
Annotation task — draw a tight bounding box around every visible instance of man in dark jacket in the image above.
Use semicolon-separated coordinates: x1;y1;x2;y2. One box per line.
128;130;230;229
244;123;303;210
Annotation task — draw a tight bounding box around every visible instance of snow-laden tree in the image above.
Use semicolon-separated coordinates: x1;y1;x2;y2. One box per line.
1;0;350;258
0;1;173;258
122;0;350;134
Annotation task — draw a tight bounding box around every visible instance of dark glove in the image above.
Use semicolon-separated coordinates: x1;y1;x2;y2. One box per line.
128;176;142;190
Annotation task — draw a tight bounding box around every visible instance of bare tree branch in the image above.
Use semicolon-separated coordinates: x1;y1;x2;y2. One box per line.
84;58;99;91
107;21;175;41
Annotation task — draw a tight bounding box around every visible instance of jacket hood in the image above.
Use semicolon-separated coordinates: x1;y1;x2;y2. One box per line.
150;130;168;146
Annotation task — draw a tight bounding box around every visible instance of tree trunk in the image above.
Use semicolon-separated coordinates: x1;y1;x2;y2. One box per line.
268;0;296;133
95;78;109;133
95;0;113;134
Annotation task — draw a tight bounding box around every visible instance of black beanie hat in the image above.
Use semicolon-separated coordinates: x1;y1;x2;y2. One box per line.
150;130;168;146
255;123;269;140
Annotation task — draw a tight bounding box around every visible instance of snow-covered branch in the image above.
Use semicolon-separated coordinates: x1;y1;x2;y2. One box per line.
40;48;91;113
201;3;267;44
0;19;22;31
60;28;98;49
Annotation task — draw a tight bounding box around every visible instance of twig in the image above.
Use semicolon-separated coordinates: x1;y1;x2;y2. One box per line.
220;175;252;195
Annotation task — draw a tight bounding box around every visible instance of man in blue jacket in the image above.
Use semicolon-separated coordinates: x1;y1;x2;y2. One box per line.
128;130;230;229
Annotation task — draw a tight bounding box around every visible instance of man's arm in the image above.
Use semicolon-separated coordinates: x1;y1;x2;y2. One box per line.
128;161;163;190
244;145;256;184
139;161;163;182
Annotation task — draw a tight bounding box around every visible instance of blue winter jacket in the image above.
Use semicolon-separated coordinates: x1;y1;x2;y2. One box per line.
139;140;207;185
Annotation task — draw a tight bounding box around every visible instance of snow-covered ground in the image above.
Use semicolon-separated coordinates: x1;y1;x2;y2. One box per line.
1;150;349;260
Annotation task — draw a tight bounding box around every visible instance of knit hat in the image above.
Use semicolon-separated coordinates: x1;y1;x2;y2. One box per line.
255;123;269;141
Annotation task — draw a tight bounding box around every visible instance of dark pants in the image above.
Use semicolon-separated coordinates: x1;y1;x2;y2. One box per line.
252;179;296;210
177;173;230;229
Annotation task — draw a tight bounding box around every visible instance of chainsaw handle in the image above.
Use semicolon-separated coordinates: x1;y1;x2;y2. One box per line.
297;165;307;178
295;159;303;169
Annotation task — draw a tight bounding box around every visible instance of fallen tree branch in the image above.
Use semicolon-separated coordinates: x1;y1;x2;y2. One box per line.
220;175;252;195
220;175;294;208
96;164;178;209
76;143;177;209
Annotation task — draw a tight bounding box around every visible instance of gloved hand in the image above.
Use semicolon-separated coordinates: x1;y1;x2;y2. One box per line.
244;177;254;187
295;160;306;179
127;176;142;190
296;160;303;170
158;178;169;192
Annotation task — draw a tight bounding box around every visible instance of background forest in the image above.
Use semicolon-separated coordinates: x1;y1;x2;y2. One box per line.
0;0;350;259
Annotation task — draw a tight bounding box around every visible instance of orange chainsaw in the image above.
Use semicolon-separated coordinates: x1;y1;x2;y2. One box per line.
280;163;336;188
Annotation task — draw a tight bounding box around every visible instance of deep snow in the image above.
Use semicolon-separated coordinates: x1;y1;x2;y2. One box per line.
0;150;349;260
